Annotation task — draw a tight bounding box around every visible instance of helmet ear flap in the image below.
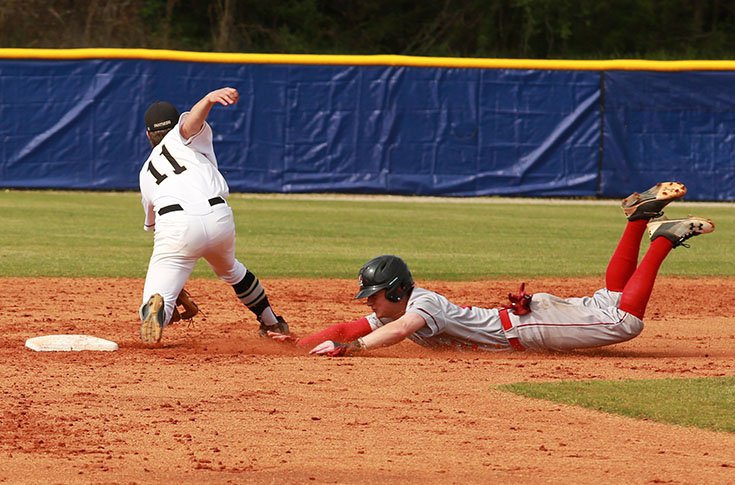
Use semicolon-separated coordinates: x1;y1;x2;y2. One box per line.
385;288;400;302
383;276;401;302
384;277;411;303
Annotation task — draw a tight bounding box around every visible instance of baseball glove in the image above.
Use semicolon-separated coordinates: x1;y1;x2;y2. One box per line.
170;288;200;323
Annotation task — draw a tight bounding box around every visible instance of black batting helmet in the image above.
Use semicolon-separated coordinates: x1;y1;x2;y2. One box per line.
354;255;414;302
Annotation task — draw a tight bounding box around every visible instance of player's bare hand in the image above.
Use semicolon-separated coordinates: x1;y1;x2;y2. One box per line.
208;87;239;106
309;340;336;355
267;330;299;344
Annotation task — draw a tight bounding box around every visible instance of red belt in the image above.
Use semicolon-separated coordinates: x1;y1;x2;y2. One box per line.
499;308;525;351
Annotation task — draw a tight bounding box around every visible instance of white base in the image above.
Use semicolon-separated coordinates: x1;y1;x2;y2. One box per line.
25;334;119;352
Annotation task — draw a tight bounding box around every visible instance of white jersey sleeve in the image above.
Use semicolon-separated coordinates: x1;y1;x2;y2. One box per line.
181;115;218;165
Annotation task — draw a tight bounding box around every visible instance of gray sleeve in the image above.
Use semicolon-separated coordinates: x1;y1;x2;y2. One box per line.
405;293;444;336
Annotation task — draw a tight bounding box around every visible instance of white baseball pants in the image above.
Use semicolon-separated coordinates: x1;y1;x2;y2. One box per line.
140;204;247;327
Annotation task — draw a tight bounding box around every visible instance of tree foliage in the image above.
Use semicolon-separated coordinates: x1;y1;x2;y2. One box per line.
3;0;735;59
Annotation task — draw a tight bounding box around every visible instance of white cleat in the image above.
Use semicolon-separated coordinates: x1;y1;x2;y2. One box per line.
621;182;687;221
647;216;714;248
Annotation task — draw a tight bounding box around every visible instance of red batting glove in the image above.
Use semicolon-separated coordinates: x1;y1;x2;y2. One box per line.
327;342;349;356
503;282;533;315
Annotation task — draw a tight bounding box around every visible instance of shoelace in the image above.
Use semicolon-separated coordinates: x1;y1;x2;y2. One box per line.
674;221;706;248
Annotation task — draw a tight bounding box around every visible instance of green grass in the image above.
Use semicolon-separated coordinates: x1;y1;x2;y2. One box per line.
1;190;734;278
2;189;734;432
497;377;735;433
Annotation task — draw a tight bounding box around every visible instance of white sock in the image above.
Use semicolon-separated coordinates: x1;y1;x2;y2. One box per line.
259;308;277;326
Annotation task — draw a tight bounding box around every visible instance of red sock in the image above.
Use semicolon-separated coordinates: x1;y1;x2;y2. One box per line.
605;219;648;292
618;237;673;319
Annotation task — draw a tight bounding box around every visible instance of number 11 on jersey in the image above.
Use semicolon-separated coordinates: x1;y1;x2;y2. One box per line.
148;144;188;185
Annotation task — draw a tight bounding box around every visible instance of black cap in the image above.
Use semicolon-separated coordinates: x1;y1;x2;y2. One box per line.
144;101;179;132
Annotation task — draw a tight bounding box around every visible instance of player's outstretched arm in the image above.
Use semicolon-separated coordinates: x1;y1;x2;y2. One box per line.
309;312;425;356
294;317;372;349
266;317;373;351
180;87;239;139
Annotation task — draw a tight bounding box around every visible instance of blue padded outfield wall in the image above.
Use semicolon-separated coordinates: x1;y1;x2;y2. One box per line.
1;50;735;200
603;70;735;201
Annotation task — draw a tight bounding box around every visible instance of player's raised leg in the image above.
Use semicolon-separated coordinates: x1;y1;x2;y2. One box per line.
606;182;687;291
618;216;714;319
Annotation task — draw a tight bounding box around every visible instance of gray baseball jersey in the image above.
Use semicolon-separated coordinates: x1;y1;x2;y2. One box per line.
366;286;645;352
367;287;511;351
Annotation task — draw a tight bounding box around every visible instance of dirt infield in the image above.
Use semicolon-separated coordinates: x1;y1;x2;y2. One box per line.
2;276;735;484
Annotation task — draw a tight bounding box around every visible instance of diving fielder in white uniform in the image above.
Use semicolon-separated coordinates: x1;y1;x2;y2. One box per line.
268;182;713;354
138;87;288;344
